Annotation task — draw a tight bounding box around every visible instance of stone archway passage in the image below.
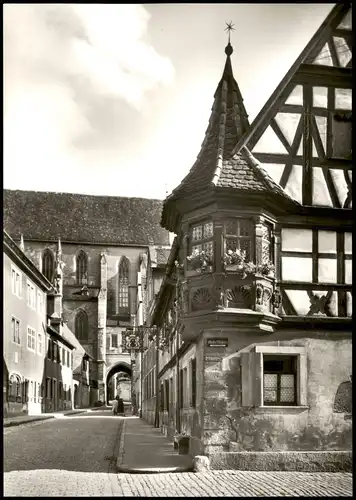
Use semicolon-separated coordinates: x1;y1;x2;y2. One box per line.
106;362;132;407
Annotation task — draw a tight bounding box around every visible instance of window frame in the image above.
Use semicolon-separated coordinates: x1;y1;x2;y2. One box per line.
223;218;255;262
11;316;21;345
118;257;130;315
42;249;54;283
76;250;88;285
37;332;43;355
263;355;297;406
26;280;36;310
252;346;307;408
11;266;22;298
75;310;88;342
189;219;214;257
27;326;36;353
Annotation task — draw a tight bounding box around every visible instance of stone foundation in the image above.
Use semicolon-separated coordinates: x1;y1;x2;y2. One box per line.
208;451;352;472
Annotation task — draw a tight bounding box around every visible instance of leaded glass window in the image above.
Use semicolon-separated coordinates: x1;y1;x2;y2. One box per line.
190;220;214;256
76;251;88;285
224;218;254;261
42;249;54;282
118;257;130;315
75;310;88;342
263;355;297;406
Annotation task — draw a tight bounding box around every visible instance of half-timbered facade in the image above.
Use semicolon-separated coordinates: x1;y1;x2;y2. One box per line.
147;3;352;462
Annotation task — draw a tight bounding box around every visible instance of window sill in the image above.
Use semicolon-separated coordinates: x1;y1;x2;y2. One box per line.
255;405;309;412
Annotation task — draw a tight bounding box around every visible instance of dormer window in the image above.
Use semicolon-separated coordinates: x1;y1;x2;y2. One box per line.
224;218;254;261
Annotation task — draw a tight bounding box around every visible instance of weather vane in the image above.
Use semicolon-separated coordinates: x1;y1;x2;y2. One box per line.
224;21;235;44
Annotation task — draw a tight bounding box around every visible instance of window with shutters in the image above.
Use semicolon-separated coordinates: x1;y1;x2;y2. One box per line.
241;346;308;408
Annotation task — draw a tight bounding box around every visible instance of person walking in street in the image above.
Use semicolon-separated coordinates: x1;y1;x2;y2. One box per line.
112;395;119;416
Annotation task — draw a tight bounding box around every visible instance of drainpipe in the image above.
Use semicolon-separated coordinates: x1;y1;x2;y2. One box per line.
154;328;159;427
176;327;180;434
175;263;181;434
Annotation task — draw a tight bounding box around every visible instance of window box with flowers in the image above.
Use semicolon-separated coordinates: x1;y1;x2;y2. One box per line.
186;249;213;275
223;249;275;279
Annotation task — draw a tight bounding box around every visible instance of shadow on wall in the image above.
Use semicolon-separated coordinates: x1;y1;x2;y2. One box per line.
41;337;71;413
333;376;352;420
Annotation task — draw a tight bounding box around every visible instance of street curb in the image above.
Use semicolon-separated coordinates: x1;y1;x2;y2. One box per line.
4;407;105;428
116;420;126;468
116;420;194;474
4;416;54;428
116;465;194;474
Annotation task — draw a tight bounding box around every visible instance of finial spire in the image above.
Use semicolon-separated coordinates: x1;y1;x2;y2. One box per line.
224;21;235;55
19;234;25;252
57;238;62;256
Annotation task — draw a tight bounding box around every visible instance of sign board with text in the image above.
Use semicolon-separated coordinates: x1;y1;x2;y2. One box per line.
206;338;228;348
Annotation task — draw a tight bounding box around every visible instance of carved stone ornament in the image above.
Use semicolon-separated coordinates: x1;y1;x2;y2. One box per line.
263;287;272;306
191;287;213;311
239;285;253;308
98;288;107;300
272;289;282;314
255;283;264;305
179;282;189;314
226;286;242;308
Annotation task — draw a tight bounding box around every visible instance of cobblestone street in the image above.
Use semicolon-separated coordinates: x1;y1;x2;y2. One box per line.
4;470;352;497
4;413;353;497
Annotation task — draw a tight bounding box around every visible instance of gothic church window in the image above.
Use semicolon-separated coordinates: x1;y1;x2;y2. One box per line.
118;257;130;315
42;249;54;282
76;251;88;285
75;310;88;342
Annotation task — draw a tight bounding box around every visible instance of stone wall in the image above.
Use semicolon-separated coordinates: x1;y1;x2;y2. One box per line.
201;330;352;454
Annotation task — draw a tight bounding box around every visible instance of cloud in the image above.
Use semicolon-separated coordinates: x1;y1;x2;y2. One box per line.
4;4;175;192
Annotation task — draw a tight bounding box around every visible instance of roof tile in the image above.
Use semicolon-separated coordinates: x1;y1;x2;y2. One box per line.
3;190;170;246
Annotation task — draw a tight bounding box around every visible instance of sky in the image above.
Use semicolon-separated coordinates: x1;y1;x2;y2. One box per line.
4;3;334;200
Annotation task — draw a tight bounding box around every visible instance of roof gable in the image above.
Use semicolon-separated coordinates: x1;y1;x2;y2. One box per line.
3;190;170;246
232;3;351;157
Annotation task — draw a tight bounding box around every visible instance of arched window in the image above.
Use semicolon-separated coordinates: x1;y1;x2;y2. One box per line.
76;251;88;285
118;257;130;315
9;373;22;402
42;249;54;282
75;310;88;342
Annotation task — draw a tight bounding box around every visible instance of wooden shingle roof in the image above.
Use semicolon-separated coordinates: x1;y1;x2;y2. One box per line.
3;189;170;246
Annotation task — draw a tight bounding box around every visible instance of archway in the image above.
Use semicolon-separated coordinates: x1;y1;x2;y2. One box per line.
106;362;132;406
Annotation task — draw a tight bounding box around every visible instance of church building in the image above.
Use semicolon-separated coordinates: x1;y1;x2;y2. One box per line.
3;190;170;405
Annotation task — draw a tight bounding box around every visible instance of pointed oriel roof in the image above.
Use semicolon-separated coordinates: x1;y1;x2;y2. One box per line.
161;42;299;231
